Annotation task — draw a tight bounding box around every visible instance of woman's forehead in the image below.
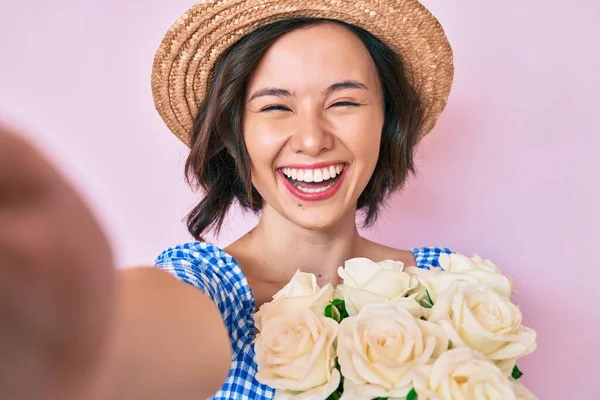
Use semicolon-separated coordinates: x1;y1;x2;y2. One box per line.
247;23;380;94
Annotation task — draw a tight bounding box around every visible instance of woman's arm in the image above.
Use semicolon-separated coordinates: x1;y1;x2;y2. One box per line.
0;124;230;400
99;267;231;400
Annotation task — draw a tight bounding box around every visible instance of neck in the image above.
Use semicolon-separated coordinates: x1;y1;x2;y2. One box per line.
242;204;366;286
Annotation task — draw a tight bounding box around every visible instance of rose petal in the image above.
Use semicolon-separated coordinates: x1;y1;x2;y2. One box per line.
362;269;413;298
339;258;380;287
341;286;390;316
512;380;539;400
273;368;340;400
255;285;334;331
377;259;405;271
487;327;537;361
390;297;425;319
342;377;412;399
339;378;371;400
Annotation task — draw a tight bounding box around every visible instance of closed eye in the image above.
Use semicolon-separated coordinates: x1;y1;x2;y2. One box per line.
261;104;291;112
260;101;361;112
329;101;361;108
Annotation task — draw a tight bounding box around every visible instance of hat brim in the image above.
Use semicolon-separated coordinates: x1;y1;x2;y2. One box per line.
152;0;454;146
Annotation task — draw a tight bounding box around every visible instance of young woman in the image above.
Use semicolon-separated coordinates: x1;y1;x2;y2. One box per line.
0;0;455;399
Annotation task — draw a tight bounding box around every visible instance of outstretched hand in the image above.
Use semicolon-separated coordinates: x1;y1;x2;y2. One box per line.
0;124;116;400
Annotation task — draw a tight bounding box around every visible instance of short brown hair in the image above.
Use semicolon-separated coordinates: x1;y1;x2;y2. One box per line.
184;18;423;240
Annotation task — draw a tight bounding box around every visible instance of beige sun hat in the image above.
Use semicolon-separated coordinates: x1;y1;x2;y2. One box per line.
151;0;454;146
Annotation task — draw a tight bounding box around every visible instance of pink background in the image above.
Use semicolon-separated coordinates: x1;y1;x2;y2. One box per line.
1;0;598;397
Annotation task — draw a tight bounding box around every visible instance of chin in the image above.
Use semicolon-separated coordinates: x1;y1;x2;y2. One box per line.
285;206;351;232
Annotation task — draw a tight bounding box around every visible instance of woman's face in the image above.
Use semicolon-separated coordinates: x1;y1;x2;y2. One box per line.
243;23;384;230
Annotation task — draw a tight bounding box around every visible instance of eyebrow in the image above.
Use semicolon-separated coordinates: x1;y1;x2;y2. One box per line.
247;80;368;102
323;80;369;96
247;87;293;102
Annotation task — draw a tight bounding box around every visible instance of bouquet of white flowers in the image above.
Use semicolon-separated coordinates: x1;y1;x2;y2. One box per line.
253;253;538;400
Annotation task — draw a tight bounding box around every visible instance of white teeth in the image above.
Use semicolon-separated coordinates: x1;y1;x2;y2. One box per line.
313;169;323;182
304;170;314;182
297;180;335;193
281;164;345;183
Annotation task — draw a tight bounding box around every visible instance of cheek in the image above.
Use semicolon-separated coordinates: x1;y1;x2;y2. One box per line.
243;117;287;177
336;111;383;167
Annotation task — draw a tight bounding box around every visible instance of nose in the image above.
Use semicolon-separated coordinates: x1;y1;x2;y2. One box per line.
289;114;334;156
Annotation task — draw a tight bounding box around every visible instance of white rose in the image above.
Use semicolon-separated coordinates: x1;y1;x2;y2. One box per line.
438;253;514;297
404;266;439;306
390;296;429;319
255;309;340;400
337;302;448;400
413;348;518;400
405;254;514;308
254;270;333;331
512;380;538;400
439;253;502;274
337;258;415;316
429;282;537;375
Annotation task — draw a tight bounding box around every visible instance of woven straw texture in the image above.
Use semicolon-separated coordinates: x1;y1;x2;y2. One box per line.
152;0;454;146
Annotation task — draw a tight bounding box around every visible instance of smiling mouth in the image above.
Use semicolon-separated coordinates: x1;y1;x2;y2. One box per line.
278;164;346;194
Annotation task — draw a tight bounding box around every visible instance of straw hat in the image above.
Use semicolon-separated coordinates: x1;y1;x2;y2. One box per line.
151;0;454;146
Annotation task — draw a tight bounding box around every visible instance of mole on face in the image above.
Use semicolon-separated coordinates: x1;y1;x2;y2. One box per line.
298;204;303;207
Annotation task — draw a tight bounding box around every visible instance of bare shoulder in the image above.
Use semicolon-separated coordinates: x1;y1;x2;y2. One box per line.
361;239;417;267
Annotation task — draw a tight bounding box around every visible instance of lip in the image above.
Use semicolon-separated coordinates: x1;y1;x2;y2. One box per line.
277;161;347;169
277;164;349;202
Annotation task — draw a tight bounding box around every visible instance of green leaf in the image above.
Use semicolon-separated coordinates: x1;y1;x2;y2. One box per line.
340;306;349;319
325;304;333;318
512;365;524;380
326;375;344;400
332;299;350;320
407;388;418;400
324;304;341;322
326;392;339;400
425;289;434;306
331;299;344;307
326;391;341;400
334;356;340;370
418;298;433;309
